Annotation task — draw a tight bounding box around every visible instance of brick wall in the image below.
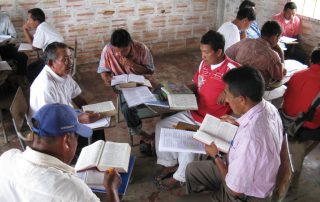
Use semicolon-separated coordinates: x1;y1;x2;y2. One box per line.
219;0;319;55
1;0;216;65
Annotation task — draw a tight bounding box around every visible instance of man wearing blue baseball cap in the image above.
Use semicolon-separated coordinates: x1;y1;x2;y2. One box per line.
0;103;120;202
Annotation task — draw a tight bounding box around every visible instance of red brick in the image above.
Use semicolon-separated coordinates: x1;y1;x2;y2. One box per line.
156;3;172;14
168;39;186;51
168;15;184;26
161;29;175;41
150;41;168;54
118;6;135;16
202;15;213;25
132;18;148;31
151;16;167;28
111;19;127;29
185;15;200;24
175;3;190;13
138;5;155;15
176;27;192;39
143;31;159;42
193;25;209;37
42;0;60;8
66;0;85;7
186;38;200;50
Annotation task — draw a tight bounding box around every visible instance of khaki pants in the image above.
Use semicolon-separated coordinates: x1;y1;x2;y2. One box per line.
177;160;271;202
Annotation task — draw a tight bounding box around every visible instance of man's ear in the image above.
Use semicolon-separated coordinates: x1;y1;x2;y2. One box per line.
48;59;54;67
62;134;71;151
217;49;223;57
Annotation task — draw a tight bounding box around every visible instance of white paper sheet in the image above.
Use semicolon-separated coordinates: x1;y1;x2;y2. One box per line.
18;43;33;51
83;117;111;129
121;86;157;107
263;85;287;101
159;128;206;154
82;101;115;113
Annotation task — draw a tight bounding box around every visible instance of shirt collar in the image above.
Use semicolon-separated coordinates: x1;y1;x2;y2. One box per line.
237;99;266;127
23;146;75;174
44;65;68;83
210;59;225;70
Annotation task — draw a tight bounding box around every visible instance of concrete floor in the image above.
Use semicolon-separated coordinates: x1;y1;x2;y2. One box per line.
0;50;319;201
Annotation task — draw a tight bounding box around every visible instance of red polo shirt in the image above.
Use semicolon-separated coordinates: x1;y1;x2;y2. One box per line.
191;56;240;123
283;64;320;129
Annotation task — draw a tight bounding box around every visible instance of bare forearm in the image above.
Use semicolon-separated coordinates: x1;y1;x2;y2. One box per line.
214;157;228;180
106;189;120;202
72;95;87;108
130;63;153;75
23;29;33;44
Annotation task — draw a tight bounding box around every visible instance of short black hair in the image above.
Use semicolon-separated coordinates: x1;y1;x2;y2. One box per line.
223;66;265;102
200;30;225;52
311;47;320;64
284;2;297;11
236;7;256;21
110;28;132;48
261;21;282;37
28;8;45;23
239;0;255;10
45;42;68;62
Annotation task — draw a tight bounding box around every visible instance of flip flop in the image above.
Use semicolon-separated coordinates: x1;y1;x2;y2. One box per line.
156;177;185;190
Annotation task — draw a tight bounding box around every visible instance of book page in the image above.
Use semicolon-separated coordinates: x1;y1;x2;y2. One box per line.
122;86;157;107
111;74;128;86
83;117;111;129
279;36;297;44
263;85;287;101
284;59;307;77
18;43;33;52
200;114;238;143
75;140;105;171
128;74;145;84
168;94;198;110
0;61;12;71
85;170;104;185
0;35;11;44
99;142;131;172
159;128;206;154
82;101;115;114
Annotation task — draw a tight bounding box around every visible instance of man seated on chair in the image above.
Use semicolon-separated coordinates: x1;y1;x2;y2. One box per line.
97;28;155;141
23;8;64;83
273;2;301;38
154;30;240;190
0;11;28;77
217;7;256;51
282;46;320;190
238;0;261;39
0;103;121;202
226;21;286;89
178;66;283;202
29;42;101;152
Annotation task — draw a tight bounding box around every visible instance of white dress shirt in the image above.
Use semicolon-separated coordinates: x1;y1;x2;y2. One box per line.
0;147;100;202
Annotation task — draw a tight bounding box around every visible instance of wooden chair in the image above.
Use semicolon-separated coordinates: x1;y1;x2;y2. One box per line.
9;87;32;150
72;38;78;78
272;132;295;201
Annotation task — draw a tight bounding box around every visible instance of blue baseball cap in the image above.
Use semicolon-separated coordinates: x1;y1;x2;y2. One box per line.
32;103;92;138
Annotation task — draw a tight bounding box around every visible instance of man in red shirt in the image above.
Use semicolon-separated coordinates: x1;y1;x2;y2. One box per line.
154;30;240;189
283;46;320;189
273;2;301;38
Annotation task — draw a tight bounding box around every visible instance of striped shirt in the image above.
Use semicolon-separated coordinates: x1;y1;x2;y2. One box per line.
226;99;283;198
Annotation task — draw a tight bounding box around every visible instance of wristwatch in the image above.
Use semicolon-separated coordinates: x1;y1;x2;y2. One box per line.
213;153;222;161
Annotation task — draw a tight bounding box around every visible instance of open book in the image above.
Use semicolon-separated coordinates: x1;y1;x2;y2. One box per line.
193;114;238;153
82;101;116;117
75;140;131;173
121;86;157;107
76;156;135;195
111;74;152;88
18;43;33;52
160;83;198;110
159;128;206;154
0;35;11;44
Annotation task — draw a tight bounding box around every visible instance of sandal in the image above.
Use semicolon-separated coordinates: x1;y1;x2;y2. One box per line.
154;166;178;182
156;177;185;190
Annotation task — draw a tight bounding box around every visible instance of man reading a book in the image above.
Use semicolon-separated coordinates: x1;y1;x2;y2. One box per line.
0;103;121;202
154;30;240;189
97;28;155;144
179;66;283;202
29;42;102;153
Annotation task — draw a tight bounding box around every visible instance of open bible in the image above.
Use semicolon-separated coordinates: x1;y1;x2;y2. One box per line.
152;83;198;111
193;114;238;153
82;101;116;117
111;74;152;88
75;140;131;173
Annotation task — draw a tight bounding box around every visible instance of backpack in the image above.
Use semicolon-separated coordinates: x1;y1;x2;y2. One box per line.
280;92;320;138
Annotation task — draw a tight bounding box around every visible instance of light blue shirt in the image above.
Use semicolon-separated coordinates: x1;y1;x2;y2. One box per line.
0;13;16;38
246;21;260;39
